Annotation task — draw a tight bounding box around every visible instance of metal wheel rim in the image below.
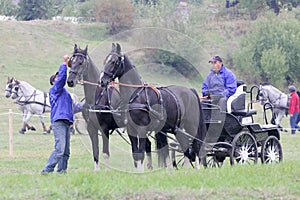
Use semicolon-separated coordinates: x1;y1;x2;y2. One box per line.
230;131;258;165
261;136;282;164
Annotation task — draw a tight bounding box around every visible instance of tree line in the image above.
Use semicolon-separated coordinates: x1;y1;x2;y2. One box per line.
1;0;300;88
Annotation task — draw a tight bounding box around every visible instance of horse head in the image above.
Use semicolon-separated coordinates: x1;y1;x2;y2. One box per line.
5;77;15;98
67;44;88;87
259;84;269;105
11;79;21;99
100;43;125;87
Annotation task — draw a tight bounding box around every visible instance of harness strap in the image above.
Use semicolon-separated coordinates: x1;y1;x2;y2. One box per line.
43;92;47;113
160;87;182;130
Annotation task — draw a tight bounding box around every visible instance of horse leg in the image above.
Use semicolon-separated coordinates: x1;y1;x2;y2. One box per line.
38;114;48;134
155;131;170;168
87;123;100;171
19;107;32;131
101;128;110;170
175;128;193;168
137;136;147;172
128;133;146;171
20;112;32;134
128;134;140;168
145;137;153;170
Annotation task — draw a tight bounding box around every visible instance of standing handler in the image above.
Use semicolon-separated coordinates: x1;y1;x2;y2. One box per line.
42;55;73;174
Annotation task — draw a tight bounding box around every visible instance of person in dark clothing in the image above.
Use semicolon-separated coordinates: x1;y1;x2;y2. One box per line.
41;55;74;174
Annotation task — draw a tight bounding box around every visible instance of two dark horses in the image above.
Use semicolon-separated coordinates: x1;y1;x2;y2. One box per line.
67;44;206;171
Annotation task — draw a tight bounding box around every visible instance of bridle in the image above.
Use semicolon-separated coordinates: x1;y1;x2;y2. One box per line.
103;52;125;81
5;81;14;95
12;82;35;101
259;86;286;107
69;52;89;77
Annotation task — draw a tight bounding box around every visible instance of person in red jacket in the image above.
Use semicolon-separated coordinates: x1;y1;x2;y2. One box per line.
288;85;300;135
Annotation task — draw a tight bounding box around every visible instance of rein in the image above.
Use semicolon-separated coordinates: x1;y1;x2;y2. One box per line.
79;79;158;89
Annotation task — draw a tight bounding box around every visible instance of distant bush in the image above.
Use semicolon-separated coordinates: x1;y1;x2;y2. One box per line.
97;0;134;34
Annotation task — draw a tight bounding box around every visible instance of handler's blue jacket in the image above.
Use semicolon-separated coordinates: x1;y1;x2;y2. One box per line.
49;64;74;124
202;65;237;98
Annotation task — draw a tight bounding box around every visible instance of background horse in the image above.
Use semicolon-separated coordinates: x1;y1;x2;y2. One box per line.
99;43;206;171
259;83;289;129
11;79;82;134
11;79;51;134
67;44;169;171
5;77;36;132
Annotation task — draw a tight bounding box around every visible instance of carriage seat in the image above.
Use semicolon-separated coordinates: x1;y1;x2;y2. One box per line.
227;82;257;117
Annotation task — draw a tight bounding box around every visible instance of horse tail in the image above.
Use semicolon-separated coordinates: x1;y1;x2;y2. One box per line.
190;88;207;158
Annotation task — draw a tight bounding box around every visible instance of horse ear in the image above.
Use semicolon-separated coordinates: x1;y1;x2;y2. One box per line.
84;45;88;54
116;43;121;54
112;43;116;51
74;44;78;51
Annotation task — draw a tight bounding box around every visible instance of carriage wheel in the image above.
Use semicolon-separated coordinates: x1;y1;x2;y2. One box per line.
261;136;282;164
170;142;199;169
203;143;231;168
230;131;258;165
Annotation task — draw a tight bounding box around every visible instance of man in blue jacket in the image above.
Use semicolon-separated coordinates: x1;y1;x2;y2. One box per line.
42;54;74;174
202;55;237;111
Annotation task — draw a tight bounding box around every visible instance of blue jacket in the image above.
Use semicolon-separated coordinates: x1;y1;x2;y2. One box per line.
49;64;74;124
202;65;237;98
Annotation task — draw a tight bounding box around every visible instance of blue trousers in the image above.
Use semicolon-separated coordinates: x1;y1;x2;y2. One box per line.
290;112;300;134
43;121;70;172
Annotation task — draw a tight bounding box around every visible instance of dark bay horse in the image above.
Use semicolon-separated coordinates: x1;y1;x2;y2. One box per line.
66;44;159;170
99;43;206;171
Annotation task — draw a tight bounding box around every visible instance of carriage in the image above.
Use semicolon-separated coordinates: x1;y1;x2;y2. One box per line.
68;43;283;171
195;82;283;167
170;82;283;168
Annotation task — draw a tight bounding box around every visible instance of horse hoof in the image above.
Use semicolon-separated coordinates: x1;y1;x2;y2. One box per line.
30;126;36;131
147;164;153;170
19;129;26;134
43;131;48;135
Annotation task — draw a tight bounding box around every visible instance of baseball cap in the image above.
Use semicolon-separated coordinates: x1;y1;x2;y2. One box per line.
49;72;58;85
288;85;296;92
208;55;223;63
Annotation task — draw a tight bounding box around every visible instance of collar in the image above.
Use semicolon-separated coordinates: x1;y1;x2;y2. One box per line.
210;64;224;74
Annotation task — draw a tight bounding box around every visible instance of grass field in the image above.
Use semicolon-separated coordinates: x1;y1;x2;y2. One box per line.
0;20;300;199
0;117;300;199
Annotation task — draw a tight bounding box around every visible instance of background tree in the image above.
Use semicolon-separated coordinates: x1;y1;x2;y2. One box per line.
97;0;134;34
0;0;17;16
233;12;300;88
17;0;53;20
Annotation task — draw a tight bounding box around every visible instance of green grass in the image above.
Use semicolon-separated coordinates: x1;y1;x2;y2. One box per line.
0;112;300;199
0;20;300;199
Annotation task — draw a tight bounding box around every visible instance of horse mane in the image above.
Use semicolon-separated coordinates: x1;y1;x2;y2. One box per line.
261;82;271;86
19;81;36;92
261;83;284;94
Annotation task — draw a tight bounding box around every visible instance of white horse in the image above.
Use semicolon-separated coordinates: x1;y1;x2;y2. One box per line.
5;77;37;131
259;83;289;129
11;79;51;134
10;79;84;135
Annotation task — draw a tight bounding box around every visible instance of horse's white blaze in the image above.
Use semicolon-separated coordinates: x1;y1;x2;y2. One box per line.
99;71;104;81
